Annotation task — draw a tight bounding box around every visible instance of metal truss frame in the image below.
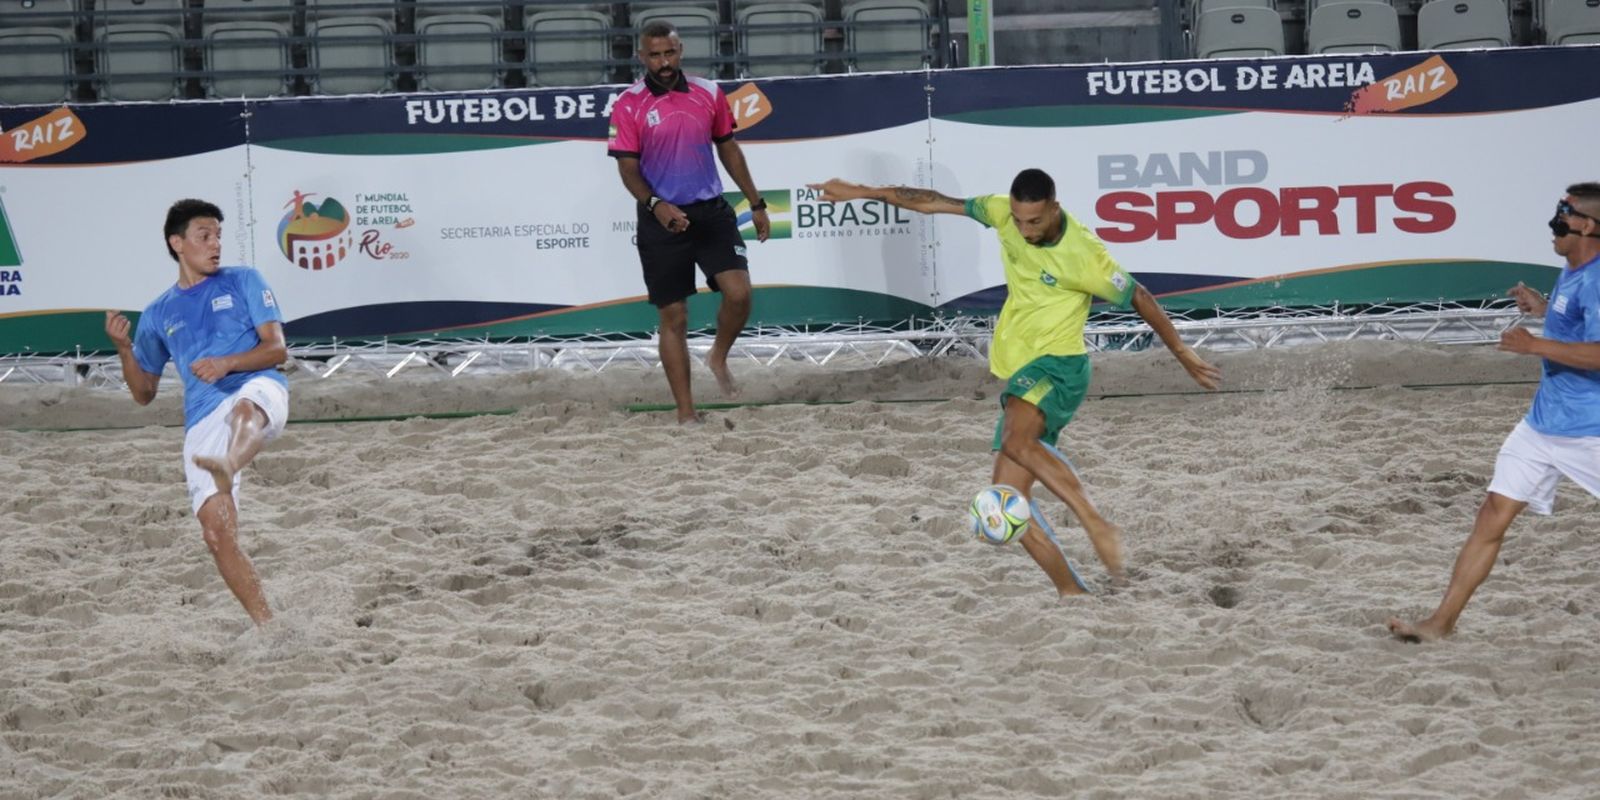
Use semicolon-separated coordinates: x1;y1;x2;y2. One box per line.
0;300;1530;389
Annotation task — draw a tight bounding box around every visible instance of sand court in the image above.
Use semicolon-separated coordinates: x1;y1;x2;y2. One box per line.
3;341;1599;798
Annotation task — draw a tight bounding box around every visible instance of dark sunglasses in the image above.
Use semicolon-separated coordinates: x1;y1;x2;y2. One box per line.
1550;199;1598;237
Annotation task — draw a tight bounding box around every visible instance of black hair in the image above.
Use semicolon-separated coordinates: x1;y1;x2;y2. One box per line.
1010;169;1056;203
640;20;678;43
1568;182;1600;215
164;199;223;262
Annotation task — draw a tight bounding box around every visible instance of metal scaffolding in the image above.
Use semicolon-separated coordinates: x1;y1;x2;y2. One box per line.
0;300;1530;389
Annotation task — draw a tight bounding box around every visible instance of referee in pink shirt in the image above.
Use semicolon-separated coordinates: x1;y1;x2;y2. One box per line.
608;20;770;424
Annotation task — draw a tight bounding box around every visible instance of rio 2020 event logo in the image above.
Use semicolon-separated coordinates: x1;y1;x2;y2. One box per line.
278;190;354;270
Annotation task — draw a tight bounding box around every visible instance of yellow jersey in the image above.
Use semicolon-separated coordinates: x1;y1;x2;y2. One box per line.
965;194;1137;379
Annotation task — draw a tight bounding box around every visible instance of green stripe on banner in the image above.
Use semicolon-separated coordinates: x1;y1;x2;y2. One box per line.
420;287;933;340
1156;260;1559;310
0;195;22;267
0;288;933;354
0;310;122;355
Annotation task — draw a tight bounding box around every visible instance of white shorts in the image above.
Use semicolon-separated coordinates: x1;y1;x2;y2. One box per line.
182;377;289;515
1486;420;1600;515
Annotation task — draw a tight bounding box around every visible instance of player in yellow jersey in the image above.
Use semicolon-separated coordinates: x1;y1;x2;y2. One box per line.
809;169;1221;595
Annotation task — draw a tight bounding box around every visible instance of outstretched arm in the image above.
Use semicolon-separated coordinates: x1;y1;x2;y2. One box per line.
807;178;966;216
1131;285;1220;390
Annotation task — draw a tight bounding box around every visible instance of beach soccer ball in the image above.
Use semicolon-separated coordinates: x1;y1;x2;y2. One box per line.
968;484;1031;545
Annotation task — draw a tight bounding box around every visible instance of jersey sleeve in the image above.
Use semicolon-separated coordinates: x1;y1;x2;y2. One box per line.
240;268;285;326
1069;222;1138;308
130;305;170;376
963;195;1008;228
711;84;735;142
1582;275;1600;342
606;96;640;158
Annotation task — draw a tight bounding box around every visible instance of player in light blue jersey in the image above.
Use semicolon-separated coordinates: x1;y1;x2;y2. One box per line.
1390;182;1600;642
104;199;290;626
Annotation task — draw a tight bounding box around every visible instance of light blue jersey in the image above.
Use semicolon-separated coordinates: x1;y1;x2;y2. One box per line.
1527;254;1600;437
132;267;287;429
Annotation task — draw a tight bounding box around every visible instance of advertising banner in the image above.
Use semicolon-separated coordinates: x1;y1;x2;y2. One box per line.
1;47;1592;353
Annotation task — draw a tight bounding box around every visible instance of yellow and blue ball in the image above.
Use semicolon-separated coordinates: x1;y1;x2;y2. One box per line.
968;484;1030;545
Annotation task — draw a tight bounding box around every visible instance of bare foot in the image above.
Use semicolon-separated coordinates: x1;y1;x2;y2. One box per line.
1387;616;1450;643
1084;520;1125;583
708;356;740;399
192;454;236;496
1056;577;1091;598
676;411;705;426
1057;556;1093;597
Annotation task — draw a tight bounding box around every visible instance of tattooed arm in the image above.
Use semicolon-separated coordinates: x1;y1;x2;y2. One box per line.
806;179;967;215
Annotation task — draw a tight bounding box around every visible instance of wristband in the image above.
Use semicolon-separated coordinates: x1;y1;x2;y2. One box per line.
749;198;767;212
645;196;661;212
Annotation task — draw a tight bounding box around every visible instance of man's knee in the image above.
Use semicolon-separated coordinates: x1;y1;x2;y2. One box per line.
717;273;752;305
1480;491;1526;535
200;521;235;555
998;428;1038;465
658;302;688;331
230;399;266;426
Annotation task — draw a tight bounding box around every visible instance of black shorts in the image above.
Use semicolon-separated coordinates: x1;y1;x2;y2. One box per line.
636;196;749;308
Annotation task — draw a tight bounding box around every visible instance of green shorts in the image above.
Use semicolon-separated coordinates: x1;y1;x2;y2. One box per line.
992;354;1091;451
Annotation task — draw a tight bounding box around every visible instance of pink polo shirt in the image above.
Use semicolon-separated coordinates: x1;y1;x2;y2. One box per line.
606;72;735;206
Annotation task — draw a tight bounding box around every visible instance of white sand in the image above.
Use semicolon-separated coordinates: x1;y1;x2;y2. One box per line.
2;342;1599;799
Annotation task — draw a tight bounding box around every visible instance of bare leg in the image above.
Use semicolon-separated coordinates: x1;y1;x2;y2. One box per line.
656;301;698;424
993;455;1087;597
706;269;751;399
192;400;270;495
998;397;1124;582
197;492;272;624
1388;492;1526;642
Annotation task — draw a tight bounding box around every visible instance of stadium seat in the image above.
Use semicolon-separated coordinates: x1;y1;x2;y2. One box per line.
843;0;929;72
525;7;611;87
1544;0;1600;42
1417;0;1511;49
737;2;824;78
415;0;505;91
0;0;79;105
631;5;720;72
309;0;394;94
1194;6;1285;57
1195;0;1274;13
94;0;184;101
1308;1;1401;52
203;0;294;97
